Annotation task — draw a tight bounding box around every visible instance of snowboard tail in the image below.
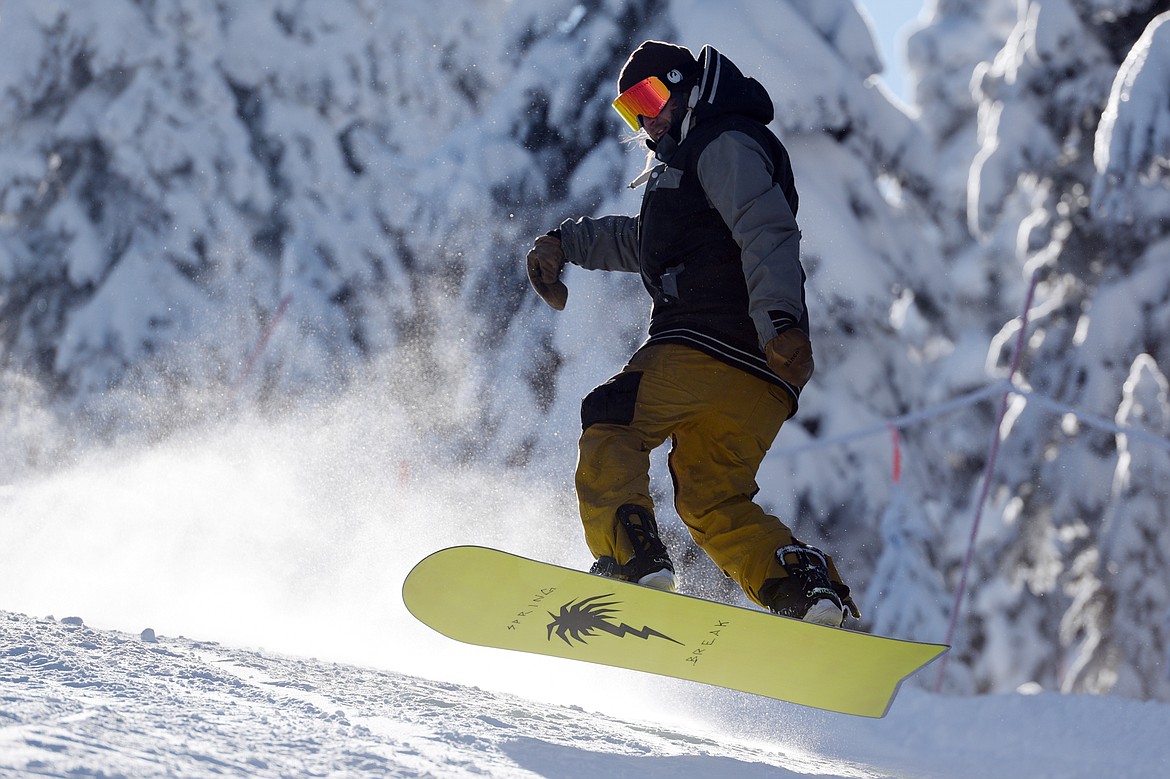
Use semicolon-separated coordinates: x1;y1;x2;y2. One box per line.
403;546;947;718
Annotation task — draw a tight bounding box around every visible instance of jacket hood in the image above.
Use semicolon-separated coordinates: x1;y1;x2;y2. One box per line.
636;47;775;179
688;45;774;128
645;46;774;157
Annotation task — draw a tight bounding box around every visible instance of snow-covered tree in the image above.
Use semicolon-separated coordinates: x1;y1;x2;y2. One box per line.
928;0;1170;695
1065;354;1170;699
1092;10;1170;245
1068;20;1170;700
866;474;952;649
908;0;1018;252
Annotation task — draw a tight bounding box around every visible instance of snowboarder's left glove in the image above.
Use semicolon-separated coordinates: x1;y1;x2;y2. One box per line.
526;235;568;311
765;329;814;388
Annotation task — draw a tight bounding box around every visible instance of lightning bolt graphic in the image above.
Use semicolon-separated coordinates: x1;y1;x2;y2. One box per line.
546;594;683;647
605;622;683;644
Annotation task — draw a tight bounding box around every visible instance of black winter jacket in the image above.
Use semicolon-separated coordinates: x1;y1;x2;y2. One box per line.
558;46;807;414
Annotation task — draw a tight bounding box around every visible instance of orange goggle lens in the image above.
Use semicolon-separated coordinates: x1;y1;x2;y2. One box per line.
611;76;671;131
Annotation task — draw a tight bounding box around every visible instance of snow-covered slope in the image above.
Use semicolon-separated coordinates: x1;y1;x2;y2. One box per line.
4;610;1168;778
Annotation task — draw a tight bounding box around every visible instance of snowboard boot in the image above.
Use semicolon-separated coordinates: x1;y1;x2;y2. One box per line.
588;505;676;591
760;544;845;627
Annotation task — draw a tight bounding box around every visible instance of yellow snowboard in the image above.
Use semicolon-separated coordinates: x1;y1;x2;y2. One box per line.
403;546;946;718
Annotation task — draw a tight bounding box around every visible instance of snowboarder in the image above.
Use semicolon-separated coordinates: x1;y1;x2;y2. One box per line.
526;41;860;627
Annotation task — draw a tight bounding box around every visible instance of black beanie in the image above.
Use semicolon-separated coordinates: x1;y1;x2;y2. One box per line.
617;40;699;95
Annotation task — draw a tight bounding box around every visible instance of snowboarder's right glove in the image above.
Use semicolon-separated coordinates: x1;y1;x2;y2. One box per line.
526;234;568;311
765;329;815;388
832;581;862;621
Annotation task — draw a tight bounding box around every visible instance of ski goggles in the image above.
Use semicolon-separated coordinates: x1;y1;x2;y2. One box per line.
611;76;672;131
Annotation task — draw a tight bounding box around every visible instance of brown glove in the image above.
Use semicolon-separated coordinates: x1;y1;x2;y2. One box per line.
525;235;568;311
832;581;863;621
765;329;814;388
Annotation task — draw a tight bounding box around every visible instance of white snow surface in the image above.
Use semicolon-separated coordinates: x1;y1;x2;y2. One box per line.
4;610;1169;778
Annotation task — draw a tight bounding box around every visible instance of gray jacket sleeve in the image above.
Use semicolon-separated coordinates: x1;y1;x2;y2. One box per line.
556;215;641;273
697;130;804;347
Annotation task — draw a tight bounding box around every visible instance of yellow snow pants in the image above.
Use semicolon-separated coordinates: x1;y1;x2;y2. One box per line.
575;343;839;608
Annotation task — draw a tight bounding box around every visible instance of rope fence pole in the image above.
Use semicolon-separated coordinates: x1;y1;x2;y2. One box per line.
235;293;293;390
934;270;1040;691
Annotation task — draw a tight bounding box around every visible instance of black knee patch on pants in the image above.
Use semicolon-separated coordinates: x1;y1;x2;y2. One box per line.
580;371;642;431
